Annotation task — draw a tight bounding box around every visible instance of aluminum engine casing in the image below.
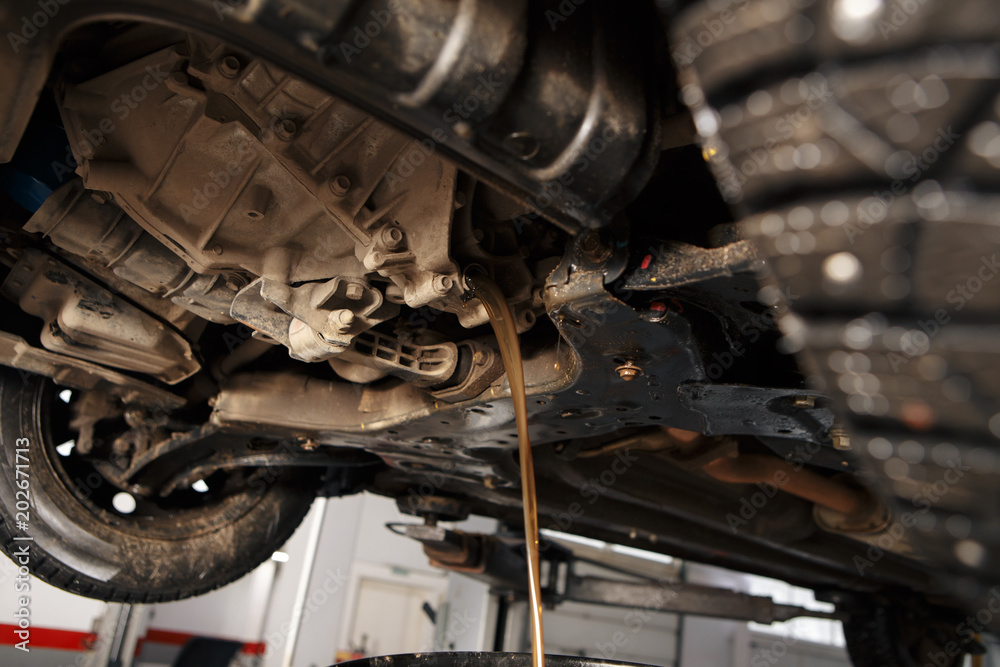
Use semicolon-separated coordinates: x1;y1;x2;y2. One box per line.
56;36;491;333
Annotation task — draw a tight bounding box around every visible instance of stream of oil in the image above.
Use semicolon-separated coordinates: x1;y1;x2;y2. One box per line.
466;274;545;667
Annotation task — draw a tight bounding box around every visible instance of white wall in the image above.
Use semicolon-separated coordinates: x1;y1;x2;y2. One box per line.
0;552;107;633
732;627;850;667
677;563;749;667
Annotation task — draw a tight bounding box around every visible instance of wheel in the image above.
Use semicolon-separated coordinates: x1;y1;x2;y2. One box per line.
669;0;1000;658
0;368;320;602
842;600;971;667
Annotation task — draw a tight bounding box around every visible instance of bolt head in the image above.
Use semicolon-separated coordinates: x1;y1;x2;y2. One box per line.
218;55;241;78
432;275;453;295
830;427;851;450
275;118;297;140
329;174;351;196
616;361;643;381
345;283;365;300
379;226;404;250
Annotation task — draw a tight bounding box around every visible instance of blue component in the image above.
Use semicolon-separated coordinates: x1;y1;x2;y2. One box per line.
0;169;56;212
0;122;75;213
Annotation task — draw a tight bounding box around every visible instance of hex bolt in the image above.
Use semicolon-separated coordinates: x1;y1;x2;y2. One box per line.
432;275;453;295
212;245;223;255
378;226;405;250
275;118;297;141
345;283;365;300
329;174;351;196
580;231;611;262
300;438;319;451
615;360;643;381
218;56;241;78
581;231;602;253
328;309;355;333
829;426;851;450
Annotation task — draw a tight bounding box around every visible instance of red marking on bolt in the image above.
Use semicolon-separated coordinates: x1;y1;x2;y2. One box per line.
650;302;666;312
641;254;653;269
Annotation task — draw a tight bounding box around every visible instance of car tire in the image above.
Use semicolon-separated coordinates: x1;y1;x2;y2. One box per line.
0;368;320;602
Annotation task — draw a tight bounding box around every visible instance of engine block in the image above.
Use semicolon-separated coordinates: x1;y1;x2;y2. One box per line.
56;35;492;347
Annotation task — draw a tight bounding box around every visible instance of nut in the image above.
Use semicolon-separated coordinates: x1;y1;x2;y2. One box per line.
793;395;816;409
615;360;643;381
328;308;355;333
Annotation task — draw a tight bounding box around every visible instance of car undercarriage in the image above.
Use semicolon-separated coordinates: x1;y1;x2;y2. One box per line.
1;1;999;665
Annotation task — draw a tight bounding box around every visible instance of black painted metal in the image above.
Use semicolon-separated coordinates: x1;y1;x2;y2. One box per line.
337;653;653;667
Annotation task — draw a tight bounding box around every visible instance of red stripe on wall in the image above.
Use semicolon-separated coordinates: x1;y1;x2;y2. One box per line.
0;623;96;651
1;623;264;655
144;628;266;655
